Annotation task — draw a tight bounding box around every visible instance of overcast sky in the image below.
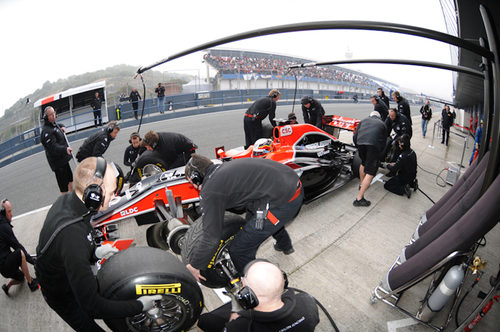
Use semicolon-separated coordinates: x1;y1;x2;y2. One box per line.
0;0;454;116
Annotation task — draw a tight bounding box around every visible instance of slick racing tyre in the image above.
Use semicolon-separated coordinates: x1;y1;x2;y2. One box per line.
352;150;361;179
128;150;168;185
97;247;203;332
181;213;245;288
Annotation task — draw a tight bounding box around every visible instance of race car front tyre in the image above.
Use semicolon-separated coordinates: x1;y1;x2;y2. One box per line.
129;150;168;185
146;222;169;250
181;213;245;288
97;246;203;332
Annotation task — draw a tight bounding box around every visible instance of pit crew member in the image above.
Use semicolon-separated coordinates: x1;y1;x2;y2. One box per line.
76;121;120;162
391;91;412;125
301;96;325;128
184;154;303;279
141;130;197;169
35;157;161;331
243;89;280;148
384;134;417;198
123;132;145;170
370;95;389;121
197;260;319;332
41;106;74;194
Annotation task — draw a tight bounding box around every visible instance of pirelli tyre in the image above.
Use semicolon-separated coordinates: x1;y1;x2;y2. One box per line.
352;150;361;179
128;150;168;185
97;247;203;332
181;213;245;288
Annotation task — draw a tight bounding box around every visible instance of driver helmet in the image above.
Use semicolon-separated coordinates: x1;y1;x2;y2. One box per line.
252;138;273;158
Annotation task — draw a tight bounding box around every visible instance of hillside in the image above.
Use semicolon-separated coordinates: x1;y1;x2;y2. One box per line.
0;65;192;143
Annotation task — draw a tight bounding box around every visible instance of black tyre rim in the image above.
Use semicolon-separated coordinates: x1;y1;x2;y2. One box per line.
126;295;188;332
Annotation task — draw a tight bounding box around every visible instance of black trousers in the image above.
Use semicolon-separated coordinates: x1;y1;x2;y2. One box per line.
384;176;406;196
243;116;262;149
93;109;102;127
442;127;450;145
132;102;139;119
42;289;105;332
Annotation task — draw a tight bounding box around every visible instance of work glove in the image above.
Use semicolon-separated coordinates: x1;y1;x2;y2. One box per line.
138;295;163;311
95;244;118;260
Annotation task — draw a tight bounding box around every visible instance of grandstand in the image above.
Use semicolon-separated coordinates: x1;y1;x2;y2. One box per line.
204;49;400;97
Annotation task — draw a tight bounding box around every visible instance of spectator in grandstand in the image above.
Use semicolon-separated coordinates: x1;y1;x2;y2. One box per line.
1;199;39;296
41;106;74;194
90;91;103;127
419;100;432;138
377;88;390;108
391;91;412;125
441;105;455;146
301;96;325;128
197;260;319;332
370;95;389;121
288;112;298;124
352;111;387;207
155;83;166;114
384;134;417;198
141;130;197;169
129;88;142;120
243;89;281;149
76;122;120;162
469;119;483;165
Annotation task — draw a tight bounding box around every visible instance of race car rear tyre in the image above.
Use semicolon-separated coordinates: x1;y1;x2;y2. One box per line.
97;247;203;332
146;222;169;250
352;150;361;179
181;213;245;288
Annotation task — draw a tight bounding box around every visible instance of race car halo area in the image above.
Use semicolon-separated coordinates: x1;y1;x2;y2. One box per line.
1;103;499;331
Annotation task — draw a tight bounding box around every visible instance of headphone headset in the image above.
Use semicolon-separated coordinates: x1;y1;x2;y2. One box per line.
107;121;118;134
0;199;7;217
235;259;288;310
301;96;313;105
82;157;107;212
186;158;203;186
399;134;410;150
129;132;140;144
142;135;158;149
270;89;280;99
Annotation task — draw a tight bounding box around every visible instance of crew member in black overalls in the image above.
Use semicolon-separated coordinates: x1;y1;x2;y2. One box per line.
385;108;413;162
184;155;303;281
384;134;417;198
301;96;325;128
141;130;197;169
35;157;161;331
441;105;455;146
91;92;103;127
391;91;412;125
123;132;145;180
76;122;120;162
243;89;280;149
129;88;142;119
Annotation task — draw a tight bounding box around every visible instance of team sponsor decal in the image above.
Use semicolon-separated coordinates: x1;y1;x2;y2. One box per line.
120;207;138;217
135;283;182;295
280;125;293;137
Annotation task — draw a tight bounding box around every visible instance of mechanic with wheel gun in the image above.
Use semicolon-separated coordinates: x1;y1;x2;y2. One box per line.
141;130;197;169
197;260;319;332
75;121;120;162
243;88;281;149
383;134;417;198
184;154;303;280
35;157;161;332
384;108;413;163
301;96;325;128
123;132;145;178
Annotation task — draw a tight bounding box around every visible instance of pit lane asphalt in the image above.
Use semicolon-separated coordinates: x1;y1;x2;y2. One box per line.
1;102;407;216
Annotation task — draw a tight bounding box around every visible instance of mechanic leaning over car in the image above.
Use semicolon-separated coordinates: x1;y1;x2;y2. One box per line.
184;154;303;280
0;199;39;296
41;106;74;194
301;96;325;128
391;91;412;125
353;111;387;207
75;121;120;162
384;134;417;198
35;157;161;332
243;88;280;149
197;260;319;332
141;130;197;169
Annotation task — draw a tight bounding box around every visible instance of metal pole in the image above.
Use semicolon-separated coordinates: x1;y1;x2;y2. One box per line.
478;38;491;160
459;136;467;168
429;121;437;148
479;5;500;194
